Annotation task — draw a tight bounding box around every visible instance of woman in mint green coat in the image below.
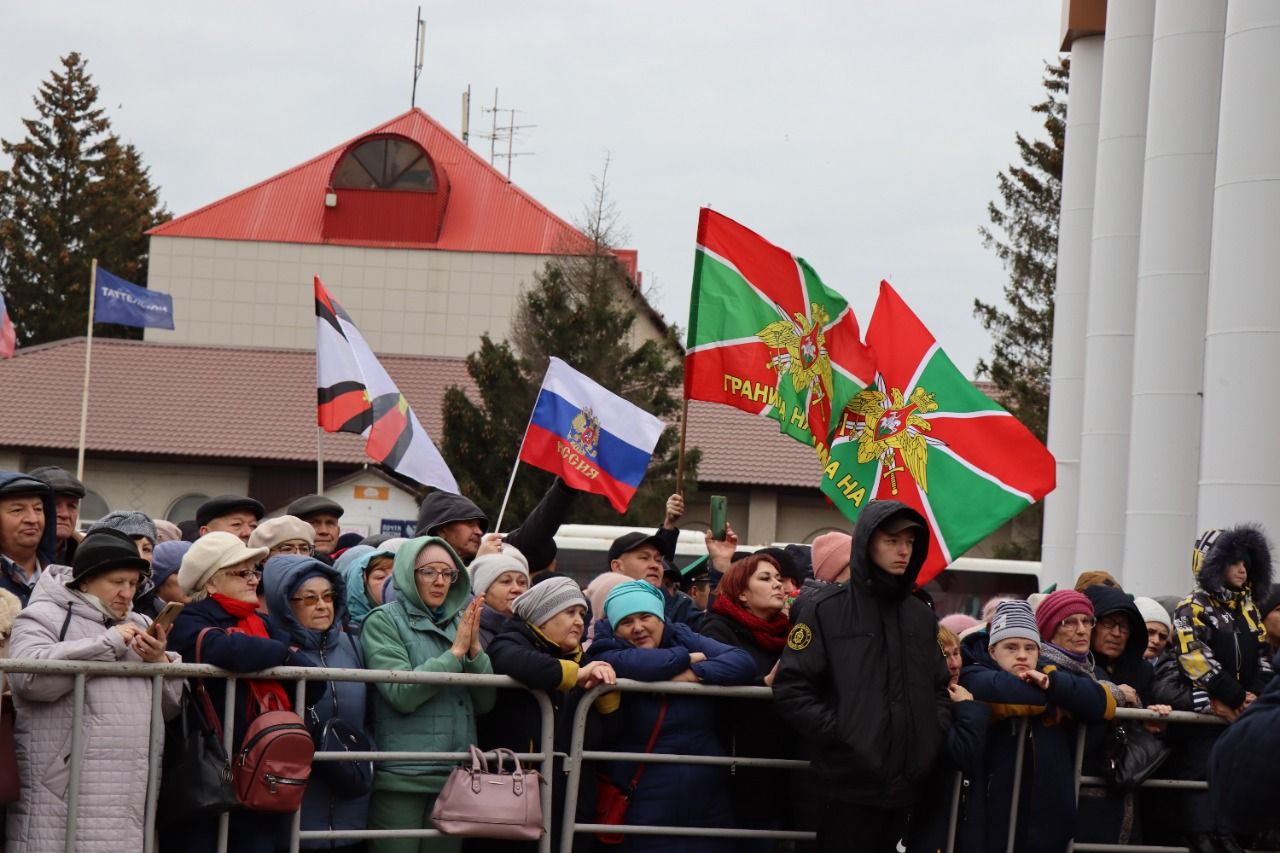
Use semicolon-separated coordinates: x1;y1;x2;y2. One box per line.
361;536;496;853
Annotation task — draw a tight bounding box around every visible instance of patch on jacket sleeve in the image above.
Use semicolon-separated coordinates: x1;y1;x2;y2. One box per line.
787;623;813;651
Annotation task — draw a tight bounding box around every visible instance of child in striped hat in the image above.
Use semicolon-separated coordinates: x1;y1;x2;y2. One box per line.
952;596;1117;853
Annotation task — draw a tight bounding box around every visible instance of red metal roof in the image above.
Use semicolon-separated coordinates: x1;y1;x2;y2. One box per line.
148;108;591;254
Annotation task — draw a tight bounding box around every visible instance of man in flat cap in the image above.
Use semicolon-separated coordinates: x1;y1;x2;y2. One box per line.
196;494;264;544
286;494;344;558
0;473;57;606
28;465;85;564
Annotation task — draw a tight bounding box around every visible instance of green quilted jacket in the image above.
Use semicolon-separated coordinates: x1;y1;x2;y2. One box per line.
360;536;496;793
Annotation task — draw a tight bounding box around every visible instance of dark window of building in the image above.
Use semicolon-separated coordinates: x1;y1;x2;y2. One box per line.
332;137;436;191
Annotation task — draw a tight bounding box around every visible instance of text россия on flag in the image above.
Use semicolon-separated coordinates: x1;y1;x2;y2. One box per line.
519;357;664;513
93;267;175;330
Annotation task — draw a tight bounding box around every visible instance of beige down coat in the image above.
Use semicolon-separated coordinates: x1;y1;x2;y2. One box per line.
5;565;184;853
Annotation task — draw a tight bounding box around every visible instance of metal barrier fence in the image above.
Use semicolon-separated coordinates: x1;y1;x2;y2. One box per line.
0;659;557;853
0;659;1234;853
559;680;817;853
1068;706;1226;853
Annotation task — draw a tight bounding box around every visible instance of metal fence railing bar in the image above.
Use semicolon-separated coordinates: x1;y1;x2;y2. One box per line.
0;660;557;853
0;659;1236;853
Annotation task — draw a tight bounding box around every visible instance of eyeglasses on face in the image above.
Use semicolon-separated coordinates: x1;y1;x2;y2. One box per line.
1058;615;1096;631
289;590;335;607
415;565;459;583
272;543;314;556
1098;618;1130;634
221;567;259;582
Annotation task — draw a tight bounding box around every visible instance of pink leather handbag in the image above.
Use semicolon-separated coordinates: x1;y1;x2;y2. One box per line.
430;746;544;840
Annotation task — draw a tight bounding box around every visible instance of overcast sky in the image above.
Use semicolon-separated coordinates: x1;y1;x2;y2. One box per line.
1;1;1062;376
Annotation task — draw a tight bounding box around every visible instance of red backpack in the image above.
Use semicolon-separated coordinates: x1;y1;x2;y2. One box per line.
195;628;315;813
232;706;314;811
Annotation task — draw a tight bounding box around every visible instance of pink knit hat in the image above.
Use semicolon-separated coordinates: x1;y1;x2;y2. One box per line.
939;613;979;635
812;531;853;583
1034;589;1094;642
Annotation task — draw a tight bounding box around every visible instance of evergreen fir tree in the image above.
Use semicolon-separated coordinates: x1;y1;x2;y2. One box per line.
442;160;697;525
0;52;169;346
973;59;1067;558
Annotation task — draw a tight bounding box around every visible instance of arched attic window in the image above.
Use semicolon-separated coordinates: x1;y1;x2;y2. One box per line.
323;133;451;244
332;136;436;191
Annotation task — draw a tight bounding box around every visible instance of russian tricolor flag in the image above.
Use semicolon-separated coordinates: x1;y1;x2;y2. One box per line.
519;357;665;513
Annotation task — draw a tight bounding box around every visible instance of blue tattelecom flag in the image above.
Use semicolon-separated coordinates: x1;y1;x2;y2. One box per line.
93;267;175;329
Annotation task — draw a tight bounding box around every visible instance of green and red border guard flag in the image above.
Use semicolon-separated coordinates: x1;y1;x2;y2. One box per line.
820;281;1055;586
685;209;874;451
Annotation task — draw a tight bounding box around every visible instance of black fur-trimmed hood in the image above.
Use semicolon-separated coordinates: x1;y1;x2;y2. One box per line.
1192;524;1274;598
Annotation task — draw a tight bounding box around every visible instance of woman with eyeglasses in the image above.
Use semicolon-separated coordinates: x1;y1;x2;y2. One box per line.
166;531;323;853
264;554;371;852
1076;584;1171;848
249;516;316;609
360;536;496;853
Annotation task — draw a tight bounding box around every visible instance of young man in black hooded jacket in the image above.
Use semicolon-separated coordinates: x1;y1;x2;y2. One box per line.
772;499;950;853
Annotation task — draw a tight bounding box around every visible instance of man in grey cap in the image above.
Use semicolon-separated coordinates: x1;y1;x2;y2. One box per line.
28;465;85;564
0;472;57;606
286;494;344;557
195;494;265;544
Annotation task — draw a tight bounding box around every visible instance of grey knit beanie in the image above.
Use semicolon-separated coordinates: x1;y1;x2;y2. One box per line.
511;575;587;627
469;549;530;596
988;599;1041;648
89;511;157;545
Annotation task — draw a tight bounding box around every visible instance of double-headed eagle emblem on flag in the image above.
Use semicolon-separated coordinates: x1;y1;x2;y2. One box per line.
755;302;834;404
836;377;944;495
568;407;602;459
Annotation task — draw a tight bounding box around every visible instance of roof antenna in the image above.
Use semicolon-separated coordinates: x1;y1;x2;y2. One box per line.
410;7;425;108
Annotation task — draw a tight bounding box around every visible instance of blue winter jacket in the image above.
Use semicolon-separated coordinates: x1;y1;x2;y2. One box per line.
954;631;1115;853
586;620;756;853
0;472;57;607
264;556;370;850
1210;651;1280;835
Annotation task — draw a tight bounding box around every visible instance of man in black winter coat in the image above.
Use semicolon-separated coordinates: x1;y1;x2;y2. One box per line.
772;500;950;853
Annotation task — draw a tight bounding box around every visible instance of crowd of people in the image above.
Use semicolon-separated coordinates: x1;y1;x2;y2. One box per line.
0;465;1278;853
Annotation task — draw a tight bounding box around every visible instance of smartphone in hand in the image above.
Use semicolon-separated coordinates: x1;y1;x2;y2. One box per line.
148;601;184;638
710;495;727;540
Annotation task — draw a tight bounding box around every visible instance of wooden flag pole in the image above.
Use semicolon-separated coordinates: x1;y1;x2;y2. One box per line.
75;259;98;482
675;397;690;496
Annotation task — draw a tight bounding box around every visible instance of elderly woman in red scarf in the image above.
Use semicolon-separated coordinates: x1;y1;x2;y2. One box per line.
166;532;321;853
697;552;794;851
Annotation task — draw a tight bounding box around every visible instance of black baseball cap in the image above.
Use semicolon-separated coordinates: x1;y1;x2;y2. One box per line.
608;531;666;562
881;511;924;535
